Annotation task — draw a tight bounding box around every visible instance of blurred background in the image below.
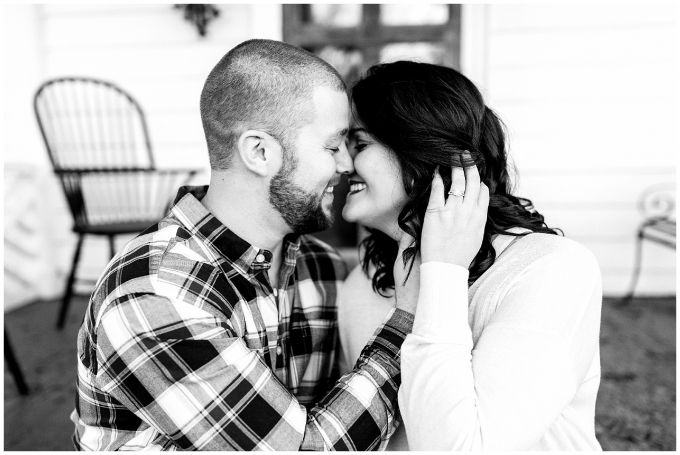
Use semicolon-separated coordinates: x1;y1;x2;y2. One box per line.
3;3;676;451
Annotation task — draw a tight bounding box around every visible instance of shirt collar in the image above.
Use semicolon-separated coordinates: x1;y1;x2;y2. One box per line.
171;185;299;275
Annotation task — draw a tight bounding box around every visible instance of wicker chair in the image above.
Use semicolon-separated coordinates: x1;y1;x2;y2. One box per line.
34;77;200;328
4;326;29;395
620;183;676;303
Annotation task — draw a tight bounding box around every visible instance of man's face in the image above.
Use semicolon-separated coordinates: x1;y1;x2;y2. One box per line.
269;86;352;234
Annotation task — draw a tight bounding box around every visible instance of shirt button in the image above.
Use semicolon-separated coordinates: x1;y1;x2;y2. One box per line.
276;346;282;355
255;254;265;263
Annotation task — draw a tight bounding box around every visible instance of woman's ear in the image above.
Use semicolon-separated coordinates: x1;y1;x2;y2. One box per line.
236;130;282;177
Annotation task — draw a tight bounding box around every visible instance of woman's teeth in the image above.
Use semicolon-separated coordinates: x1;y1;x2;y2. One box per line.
349;183;367;194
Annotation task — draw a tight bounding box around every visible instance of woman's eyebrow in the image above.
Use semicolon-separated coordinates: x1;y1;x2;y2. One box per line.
349;127;366;135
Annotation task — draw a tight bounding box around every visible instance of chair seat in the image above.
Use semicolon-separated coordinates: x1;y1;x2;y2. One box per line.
74;220;158;235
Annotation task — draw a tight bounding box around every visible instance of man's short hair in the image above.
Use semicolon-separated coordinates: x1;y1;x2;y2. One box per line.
200;39;347;170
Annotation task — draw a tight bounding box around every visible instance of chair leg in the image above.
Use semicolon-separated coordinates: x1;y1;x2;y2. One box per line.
108;235;116;260
619;230;645;306
57;234;85;330
4;327;29;395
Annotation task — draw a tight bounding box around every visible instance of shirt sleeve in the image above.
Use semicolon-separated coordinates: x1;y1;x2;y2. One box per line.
94;293;413;451
399;247;602;450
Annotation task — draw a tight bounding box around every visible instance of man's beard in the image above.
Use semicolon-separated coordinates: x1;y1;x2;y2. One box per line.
269;147;334;234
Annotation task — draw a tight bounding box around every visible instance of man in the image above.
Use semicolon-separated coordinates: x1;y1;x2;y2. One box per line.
71;39;416;450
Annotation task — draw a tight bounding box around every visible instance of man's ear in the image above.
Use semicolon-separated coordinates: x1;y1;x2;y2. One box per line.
236;130;282;177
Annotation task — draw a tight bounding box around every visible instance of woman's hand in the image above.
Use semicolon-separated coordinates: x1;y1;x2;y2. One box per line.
421;154;489;268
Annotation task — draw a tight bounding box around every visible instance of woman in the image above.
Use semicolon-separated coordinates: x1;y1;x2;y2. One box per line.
336;61;602;451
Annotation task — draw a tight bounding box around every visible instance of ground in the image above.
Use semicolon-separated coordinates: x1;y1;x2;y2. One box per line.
595;297;676;450
3;296;676;450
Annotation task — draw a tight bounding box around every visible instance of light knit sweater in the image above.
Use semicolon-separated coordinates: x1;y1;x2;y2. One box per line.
337;230;603;451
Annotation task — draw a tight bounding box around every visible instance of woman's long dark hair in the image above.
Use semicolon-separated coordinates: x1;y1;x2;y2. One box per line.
352;61;562;296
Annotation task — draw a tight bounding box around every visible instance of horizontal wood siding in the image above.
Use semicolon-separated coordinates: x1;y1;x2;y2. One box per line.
6;4;675;310
475;4;677;296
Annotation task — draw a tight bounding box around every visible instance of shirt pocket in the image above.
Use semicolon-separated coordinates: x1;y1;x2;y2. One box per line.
309;318;336;354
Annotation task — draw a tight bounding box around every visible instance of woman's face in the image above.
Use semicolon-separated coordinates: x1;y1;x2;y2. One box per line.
342;118;408;238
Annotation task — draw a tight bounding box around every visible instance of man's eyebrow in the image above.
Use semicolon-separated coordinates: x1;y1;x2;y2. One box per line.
327;127;349;142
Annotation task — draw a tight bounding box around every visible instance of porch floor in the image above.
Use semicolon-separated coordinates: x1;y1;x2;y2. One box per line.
4;296;676;451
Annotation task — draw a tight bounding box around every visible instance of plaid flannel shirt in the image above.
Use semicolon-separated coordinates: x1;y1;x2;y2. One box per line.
71;186;413;451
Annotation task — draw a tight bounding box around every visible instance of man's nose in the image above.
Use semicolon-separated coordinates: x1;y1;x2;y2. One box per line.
335;141;354;174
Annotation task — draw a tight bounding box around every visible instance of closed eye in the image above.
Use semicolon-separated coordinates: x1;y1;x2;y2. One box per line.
354;142;367;152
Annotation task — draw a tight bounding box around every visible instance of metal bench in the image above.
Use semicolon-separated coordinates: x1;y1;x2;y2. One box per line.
620;183;676;303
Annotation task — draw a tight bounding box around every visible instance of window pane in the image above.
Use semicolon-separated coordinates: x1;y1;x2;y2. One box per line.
380;42;447;66
315;46;364;84
380;4;449;26
309;4;362;27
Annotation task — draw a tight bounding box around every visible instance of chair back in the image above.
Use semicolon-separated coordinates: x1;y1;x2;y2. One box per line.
34;77;154;171
33;78;179;229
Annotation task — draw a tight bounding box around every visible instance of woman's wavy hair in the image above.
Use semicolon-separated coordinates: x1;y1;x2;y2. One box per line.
351;61;562;296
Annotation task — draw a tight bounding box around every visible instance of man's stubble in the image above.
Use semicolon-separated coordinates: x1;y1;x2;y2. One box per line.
268;143;334;234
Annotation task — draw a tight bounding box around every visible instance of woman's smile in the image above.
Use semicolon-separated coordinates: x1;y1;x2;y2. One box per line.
348;180;367;195
341;123;407;235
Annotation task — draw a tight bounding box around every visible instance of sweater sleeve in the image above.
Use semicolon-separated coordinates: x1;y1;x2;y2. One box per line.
399;246;602;451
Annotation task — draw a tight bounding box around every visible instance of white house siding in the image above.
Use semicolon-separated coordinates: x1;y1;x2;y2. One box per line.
462;4;677;296
4;4;676;310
